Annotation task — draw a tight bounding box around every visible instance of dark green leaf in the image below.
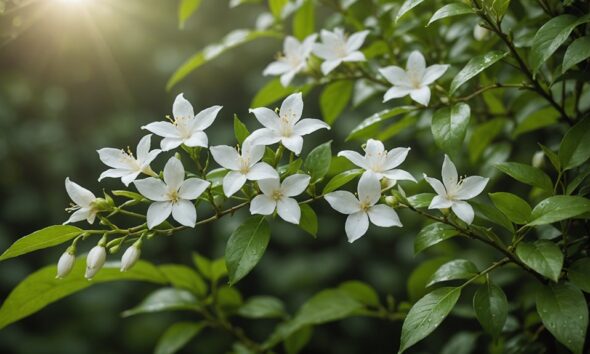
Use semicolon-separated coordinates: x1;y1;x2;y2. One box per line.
251;78;313;108
528;195;590;226
122;288;200;317
320;81;353;124
155;322;206;354
159;264;207;297
450;51;507;95
225;216;271;285
516;240;563;282
338;280;380;307
284;326;312;354
427;259;479;286
513;106;560;137
468;118;505;163
495;162;553;191
407;257;451;302
238;296;286;319
299;204;318;237
234;115;250;144
568;258;590;293
346;106;415;141
559;118;590;171
322;169;363;194
489;192;531;224
0;225;82;261
473;283;508;337
303;141;332;182
414;223;460;254
431;103;471;155
563;36;590;74
427;3;473;26
471;201;514;232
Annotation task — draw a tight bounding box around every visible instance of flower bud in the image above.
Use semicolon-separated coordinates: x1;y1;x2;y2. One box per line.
532;151;545;168
120;243;141;272
91;197;112;212
85;245;107;279
56;248;76;279
473;24;489;41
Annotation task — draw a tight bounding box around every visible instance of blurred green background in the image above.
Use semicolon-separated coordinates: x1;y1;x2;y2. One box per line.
0;1;550;353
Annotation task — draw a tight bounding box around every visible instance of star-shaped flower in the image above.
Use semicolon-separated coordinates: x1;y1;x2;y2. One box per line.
338;139;416;182
263;34;317;87
97;134;161;186
63;178;100;225
134;157;210;229
312;28;369;75
250;174;310;224
210;138;278;197
379;50;448;106
423;155;489;224
248;92;329;155
325;172;401;243
142;93;222;151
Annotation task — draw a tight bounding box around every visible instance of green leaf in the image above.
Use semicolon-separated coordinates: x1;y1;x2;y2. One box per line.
155;322;206;354
217;285;244;312
0;225;82;261
427;3;473;26
251;78;313;108
338;280;380;307
178;0;202;29
396;0;425;22
473;283;508;337
122;288;200;317
414;222;460;254
284;326;312;354
192;253;212;279
536;282;588;354
407;257;451;302
559;118;590;171
269;0;288;18
159;264;207;297
167;30;281;90
292;0;314;40
468;118;505;163
322;169;363;194
346;106;415;141
399;287;461;353
234;115;250;144
427;259;479;286
539;143;561;171
0;260;166;329
488;0;510;19
407;193;435;209
489;192;531;224
303;141;332;182
530;14;590;75
513;106;560;137
320;81;353;125
495;162;553;191
225;216;271;285
568;258;590;293
450;51;508;95
563;36;590;73
528;195;590;226
471;201;514;232
431;103;471;155
516;240;563;282
210;258;228;283
238;296;286;319
299;204;318;237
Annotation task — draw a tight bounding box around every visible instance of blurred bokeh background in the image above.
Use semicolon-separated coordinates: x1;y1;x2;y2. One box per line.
0;0;551;353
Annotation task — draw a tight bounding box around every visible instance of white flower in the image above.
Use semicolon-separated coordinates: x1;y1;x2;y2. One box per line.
97;134;161;186
532;150;545;168
142;93;222;151
64;178;99;225
85;244;107;279
473;24;490;41
338;139;416;182
248;93;329;155
56;249;76;279
263;34;317;87
379;50;449;106
250;174;310;224
134;157;210;229
423;155;489;225
120;242;141;272
312;28;369;75
210;139;278;197
325;172;401;243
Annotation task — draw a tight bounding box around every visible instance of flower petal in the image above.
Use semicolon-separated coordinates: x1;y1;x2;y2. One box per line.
210;145;241;170
136;134;152;161
142;121;179;138
338;150;368;169
452;201;474;224
147;201;173;229
384;147;411;170
223;171;247;197
409;86;431;106
121;172;141;187
246;162;278;180
365;139;385;156
383;86;412;102
172;199;197;227
293;118;330;136
379;66;409;86
321;59;342;75
368;204;402;227
133;178;168;202
283;36;301;57
179;178;210;200
342;51;366;62
248;128;282;147
184;131;208;148
455;176;489;200
161;137;184;151
249;108;280;130
263;61;291;76
97;148;130;169
281;174;310;197
423;174;447;197
312;43;334;60
172;93;195;119
324;191;361;214
192;105;222;131
280;92;303;124
65;178;95;207
357;172;381;206
346;30;369;52
441;154;458;192
280;70;297;87
98;169;129;182
281;135;304;155
429;195;453;209
65;208;92;224
277;197;301;224
382;169;416;182
422;64;449;86
250;195;276;215
163;157;185;191
258;178;281;196
406;50;426;79
243;140;265;164
345;211;369;243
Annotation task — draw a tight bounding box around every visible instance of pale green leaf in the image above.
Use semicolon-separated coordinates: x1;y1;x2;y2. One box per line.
0;225;83;261
427;3;473;26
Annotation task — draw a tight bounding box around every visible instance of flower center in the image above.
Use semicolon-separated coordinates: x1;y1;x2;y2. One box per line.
175;117;193;139
272;190;283;201
279;110;296;136
239;157;250;174
360;201;370;212
167;190;180;203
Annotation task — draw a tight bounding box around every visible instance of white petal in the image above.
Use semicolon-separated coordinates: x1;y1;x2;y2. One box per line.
321;59;342;75
324;191;361;214
258;178;281;196
161;137;184;151
346;30;369;52
455;176;489;200
210;145;241;170
223;171;248;197
422;64;449;86
243;141;265;164
368;204;402;227
383;86;412;102
338;150;368;169
342;51;366;62
179;178;210;200
423;174;447;197
192;105;222;131
281;174;310;197
246;162;278;180
183;131;208;148
141;149;161;167
281;135;304;155
409;86;431;106
121;172;141;187
280;70;297;87
312;43;334;60
248;128;282;146
98;169;129;182
249;107;280;130
452;201;475;224
280;92;303;124
384;147;410;170
65;178;95;207
133;178;168;202
65;208;92;224
143;121;179;138
97;148;130;169
173;93;195;119
136;134;152;161
429;195;453;209
263;61;291;76
277;197;301;224
441;154;458;192
357;172;381;206
293;118;330;136
379;66;409;86
146;201;172;229
283;36;301;57
365;139;385;156
250;195;276;215
163;157;185;191
382;169;416;182
406;50;426;79
172;200;197;227
345;211;369;243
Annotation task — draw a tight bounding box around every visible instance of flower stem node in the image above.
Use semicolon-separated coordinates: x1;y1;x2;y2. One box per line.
85;245;107;280
56;248;76;279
